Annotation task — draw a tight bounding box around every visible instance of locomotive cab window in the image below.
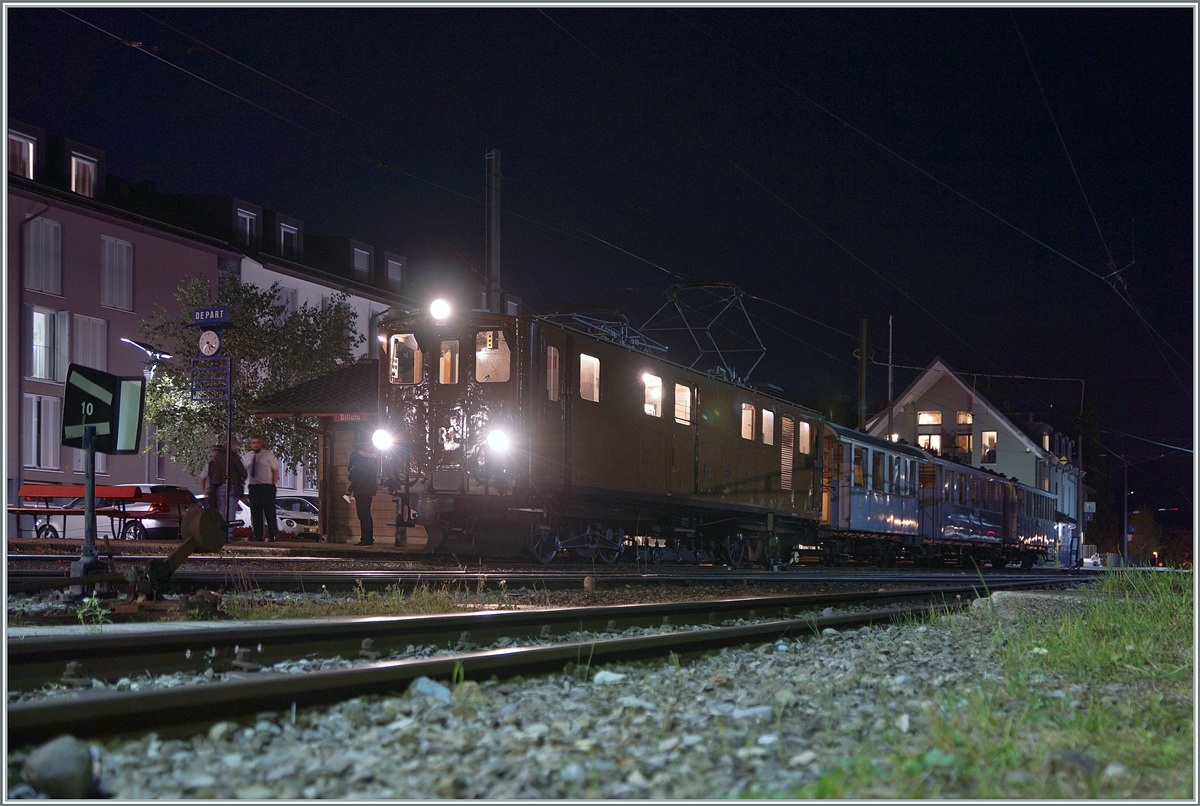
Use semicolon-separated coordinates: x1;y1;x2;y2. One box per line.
475;330;511;383
642;373;662;417
579;353;600;402
438;340;459;384
797;420;811;454
546;346;560;401
674;383;692;425
388;334;422;385
741;404;755;440
761;410;774;445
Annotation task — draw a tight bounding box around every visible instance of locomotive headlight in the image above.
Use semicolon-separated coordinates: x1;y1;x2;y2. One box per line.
372;429;395;451
430;298;452;320
486;429;510;453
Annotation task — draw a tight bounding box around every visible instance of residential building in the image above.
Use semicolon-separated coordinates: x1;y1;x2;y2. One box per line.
864;356;1085;565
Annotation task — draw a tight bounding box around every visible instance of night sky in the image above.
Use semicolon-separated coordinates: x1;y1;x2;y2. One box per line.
7;7;1194;522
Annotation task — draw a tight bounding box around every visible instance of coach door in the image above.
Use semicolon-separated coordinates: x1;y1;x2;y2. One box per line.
670;381;699;495
535;329;568;491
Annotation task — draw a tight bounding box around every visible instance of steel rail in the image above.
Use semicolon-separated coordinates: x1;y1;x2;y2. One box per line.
8;600;971;746
8;578;1078;693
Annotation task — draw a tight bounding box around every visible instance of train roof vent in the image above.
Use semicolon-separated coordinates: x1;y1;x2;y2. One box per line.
541;307;668;353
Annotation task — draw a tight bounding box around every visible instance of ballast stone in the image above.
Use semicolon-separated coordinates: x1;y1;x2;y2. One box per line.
973;591;1087;622
21;735;97;800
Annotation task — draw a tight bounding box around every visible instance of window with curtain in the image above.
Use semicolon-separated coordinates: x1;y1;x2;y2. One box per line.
23;394;61;469
101;236;133;310
24;217;61;295
72;314;107;371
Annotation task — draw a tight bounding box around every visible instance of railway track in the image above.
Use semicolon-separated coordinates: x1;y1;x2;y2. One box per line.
8;576;1087;746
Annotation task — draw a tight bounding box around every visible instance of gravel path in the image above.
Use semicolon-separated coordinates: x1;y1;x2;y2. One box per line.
8;602;1036;799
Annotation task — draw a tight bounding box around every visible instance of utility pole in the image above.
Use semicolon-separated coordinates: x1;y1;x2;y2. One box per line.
857;319;868;430
887;315;894;441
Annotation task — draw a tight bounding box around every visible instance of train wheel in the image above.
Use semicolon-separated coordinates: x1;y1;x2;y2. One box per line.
121;521;147;541
573;547;598;561
35;522;60;540
597;528;624;564
722;535;746;565
530;532;559;564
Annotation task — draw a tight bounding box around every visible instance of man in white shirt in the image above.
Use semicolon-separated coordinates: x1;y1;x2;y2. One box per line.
244;434;280;542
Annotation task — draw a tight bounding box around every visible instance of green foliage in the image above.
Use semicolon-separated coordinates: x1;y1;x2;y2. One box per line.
76;596;111;632
138;273;364;475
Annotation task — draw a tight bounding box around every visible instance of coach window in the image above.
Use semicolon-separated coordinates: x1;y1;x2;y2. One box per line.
852;446;866;487
797;420;812;454
945;469;955;503
579;353;600;402
761;409;774;445
889;455;899;494
546;346;560;401
741;404;755;440
475;329;511;383
438;340;459;384
643;373;663;417
388;334;422;384
871;450;883;491
674;383;692;424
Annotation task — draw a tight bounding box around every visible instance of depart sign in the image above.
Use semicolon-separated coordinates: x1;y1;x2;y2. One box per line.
61;364;145;454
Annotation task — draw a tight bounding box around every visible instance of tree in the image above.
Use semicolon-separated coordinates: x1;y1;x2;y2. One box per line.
139;273;364;476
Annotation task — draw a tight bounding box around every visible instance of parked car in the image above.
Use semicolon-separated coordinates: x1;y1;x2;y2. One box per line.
276;495;319;518
22;484;198;541
232;497;322;540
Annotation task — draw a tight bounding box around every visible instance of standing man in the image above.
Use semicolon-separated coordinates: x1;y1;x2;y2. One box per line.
347;439;378;547
244;434;280;542
203;440;246;537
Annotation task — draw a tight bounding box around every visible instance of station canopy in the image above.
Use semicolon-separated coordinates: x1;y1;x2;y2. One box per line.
249;359;378;419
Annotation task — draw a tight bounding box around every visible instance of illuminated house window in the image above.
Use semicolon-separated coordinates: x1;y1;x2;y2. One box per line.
476;330;511;383
388;333;421;384
579;354;600;402
955;433;972;454
741;404;755;440
917;434;941;454
852;446;866;487
101;236;133;311
546;346;560;401
438;340;459;384
957;410;973;425
71;154;96;197
674;384;692;425
642;373;662;417
761;409;774;445
1042;433;1050;451
917;411;942;425
797;420;811;454
981;431;997;463
8;132;33;178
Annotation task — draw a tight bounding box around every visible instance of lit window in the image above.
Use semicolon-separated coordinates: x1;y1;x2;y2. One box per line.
741;404;755;440
761;409;774;445
546;346;560;401
353;248;371;276
438;340;459;384
1042;433;1050;451
642;373;662;417
955;433;972;454
101;236;133;310
8;132;33;178
24;217;61;295
957;410;973;425
476;330;511;383
674;384;692;425
852;446;866;487
71;155;96;197
981;431;997;463
279;224;298;259
23;394;61;469
917;434;942;454
797;420;811;454
388;333;422;384
579;353;600;402
236;210;256;246
917;411;942;425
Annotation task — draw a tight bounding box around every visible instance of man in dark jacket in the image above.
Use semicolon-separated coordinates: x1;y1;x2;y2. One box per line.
347;440;378;547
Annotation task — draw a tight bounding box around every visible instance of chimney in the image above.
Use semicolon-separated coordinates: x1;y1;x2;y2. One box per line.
485;149;501;313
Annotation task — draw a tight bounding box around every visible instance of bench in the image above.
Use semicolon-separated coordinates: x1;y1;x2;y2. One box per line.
9;484;195;540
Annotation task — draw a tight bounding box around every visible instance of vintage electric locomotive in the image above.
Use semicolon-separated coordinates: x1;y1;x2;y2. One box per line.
375;304;826;563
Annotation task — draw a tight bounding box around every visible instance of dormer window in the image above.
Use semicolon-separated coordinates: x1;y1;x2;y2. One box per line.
279;224;298;259
236;209;257;246
387;258;403;286
353;248;371;276
8;132;34;178
71;154;96;197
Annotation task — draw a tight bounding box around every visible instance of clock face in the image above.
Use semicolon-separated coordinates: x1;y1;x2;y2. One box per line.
199;329;221;356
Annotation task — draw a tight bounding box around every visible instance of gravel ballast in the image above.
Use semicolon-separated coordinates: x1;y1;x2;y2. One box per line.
6;595;1097;799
